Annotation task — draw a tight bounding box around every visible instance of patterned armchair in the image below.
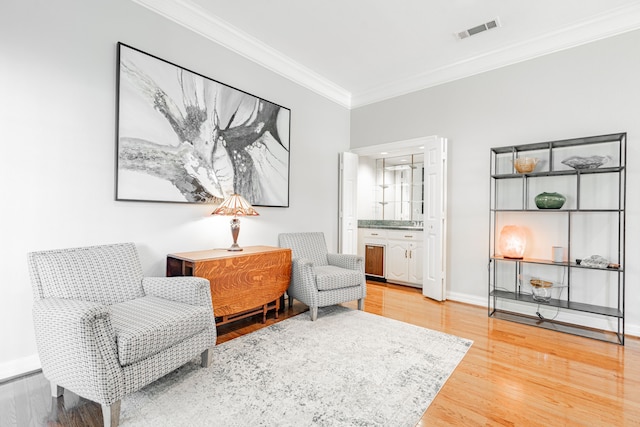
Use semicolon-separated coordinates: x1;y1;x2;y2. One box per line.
28;242;216;427
278;232;366;321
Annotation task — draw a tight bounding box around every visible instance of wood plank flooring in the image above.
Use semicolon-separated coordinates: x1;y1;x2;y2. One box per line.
1;281;638;426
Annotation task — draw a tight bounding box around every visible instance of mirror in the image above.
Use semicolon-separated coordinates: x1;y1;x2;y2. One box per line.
374;154;424;221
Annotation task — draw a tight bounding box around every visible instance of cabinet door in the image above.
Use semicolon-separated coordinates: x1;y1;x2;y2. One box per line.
386;240;409;282
408;241;423;284
365;245;385;277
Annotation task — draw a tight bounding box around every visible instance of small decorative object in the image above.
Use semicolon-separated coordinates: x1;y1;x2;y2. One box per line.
513;157;539;173
576;258;621;269
552;246;564;263
561;155;609;170
212;193;259;251
530;278;553;302
535;192;566;209
578;255;609;268
499;225;527;259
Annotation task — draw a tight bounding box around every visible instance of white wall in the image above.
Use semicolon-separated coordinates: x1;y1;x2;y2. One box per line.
0;0;350;379
351;29;640;334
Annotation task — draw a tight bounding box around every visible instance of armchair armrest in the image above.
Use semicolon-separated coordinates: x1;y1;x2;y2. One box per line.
32;298;123;404
327;253;364;272
142;276;212;308
289;258;319;306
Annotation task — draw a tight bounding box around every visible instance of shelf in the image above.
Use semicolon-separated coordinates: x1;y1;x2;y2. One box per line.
490;132;627;154
491;208;623;213
489;310;623;345
492;166;624;180
490;290;623;318
492;255;565;266
490;256;624;272
489;132;626;344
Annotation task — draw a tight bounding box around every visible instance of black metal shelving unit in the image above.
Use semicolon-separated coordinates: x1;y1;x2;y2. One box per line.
488;132;626;345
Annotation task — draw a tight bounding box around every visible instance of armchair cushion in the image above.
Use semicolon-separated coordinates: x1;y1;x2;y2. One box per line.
110;296;212;366
30;243;144;305
314;265;363;291
142;276;212;308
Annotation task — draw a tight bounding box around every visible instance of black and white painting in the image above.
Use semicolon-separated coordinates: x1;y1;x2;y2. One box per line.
116;43;290;206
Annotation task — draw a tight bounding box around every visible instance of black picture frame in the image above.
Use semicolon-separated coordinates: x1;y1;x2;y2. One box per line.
115;42;291;207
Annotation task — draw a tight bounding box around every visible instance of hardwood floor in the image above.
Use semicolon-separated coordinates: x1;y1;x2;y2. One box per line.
1;281;638;426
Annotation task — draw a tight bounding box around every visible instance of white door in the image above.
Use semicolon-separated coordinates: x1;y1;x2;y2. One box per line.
423;138;448;301
339;152;359;254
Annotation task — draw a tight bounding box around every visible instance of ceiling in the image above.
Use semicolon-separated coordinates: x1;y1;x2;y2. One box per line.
134;0;640;108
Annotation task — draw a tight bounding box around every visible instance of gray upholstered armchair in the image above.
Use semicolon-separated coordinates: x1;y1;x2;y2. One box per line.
278;232;366;321
28;242;216;427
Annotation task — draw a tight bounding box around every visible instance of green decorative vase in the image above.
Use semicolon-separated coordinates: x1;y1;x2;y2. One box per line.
535;192;566;209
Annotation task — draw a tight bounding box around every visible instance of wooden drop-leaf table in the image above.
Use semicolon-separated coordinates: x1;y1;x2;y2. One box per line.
166;246;292;326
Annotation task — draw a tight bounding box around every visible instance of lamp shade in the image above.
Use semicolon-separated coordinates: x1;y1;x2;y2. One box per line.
212;194;259;217
499;225;527;259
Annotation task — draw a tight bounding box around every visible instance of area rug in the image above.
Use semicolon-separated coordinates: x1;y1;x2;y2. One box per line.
119;306;473;426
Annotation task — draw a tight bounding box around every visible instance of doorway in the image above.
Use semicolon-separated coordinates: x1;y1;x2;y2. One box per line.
345;136;448;301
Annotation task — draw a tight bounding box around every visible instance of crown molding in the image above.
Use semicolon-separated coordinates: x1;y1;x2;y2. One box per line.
351;3;640;108
130;0;352;108
133;0;640;110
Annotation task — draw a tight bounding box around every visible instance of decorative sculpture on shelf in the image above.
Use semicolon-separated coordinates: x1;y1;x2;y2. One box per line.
535;192;566;209
498;225;527;259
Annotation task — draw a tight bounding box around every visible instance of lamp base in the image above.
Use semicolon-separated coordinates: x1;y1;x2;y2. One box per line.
227;217;243;251
227;243;243;251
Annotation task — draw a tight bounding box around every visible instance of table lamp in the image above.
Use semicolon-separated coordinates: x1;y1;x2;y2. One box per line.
212;193;259;251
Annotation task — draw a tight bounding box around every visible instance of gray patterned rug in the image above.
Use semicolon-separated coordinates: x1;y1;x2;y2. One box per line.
120;306;472;426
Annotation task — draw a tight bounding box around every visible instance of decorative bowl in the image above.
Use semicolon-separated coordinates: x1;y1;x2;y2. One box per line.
535;192;566;209
561;155;609;170
513;157;538;173
530;278;553;302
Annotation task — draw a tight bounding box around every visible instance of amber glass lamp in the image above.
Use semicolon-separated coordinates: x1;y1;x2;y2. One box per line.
212;193;259;251
499;225;527;259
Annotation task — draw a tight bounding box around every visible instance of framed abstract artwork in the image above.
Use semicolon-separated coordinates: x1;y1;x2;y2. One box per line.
115;42;291;207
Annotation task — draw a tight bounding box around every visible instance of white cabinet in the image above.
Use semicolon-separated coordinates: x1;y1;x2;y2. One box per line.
386;230;423;287
387;240;409;282
408;240;423;284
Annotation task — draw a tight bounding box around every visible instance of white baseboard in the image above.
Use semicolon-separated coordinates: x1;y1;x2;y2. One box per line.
446;290;639;339
446;291;487;308
0;354;41;382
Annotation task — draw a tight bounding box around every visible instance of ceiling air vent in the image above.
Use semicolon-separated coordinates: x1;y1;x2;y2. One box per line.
455;17;501;40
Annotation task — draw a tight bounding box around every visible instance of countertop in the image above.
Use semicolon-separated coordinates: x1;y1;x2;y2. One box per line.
358;220;423;231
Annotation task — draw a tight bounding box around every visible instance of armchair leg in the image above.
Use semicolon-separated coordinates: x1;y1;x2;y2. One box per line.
289;295;294;308
357;298;364;311
50;382;63;398
201;347;213;368
102;401;121;427
310;306;318;321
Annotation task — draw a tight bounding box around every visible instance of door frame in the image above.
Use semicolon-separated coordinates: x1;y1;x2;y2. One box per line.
349;135;448;300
